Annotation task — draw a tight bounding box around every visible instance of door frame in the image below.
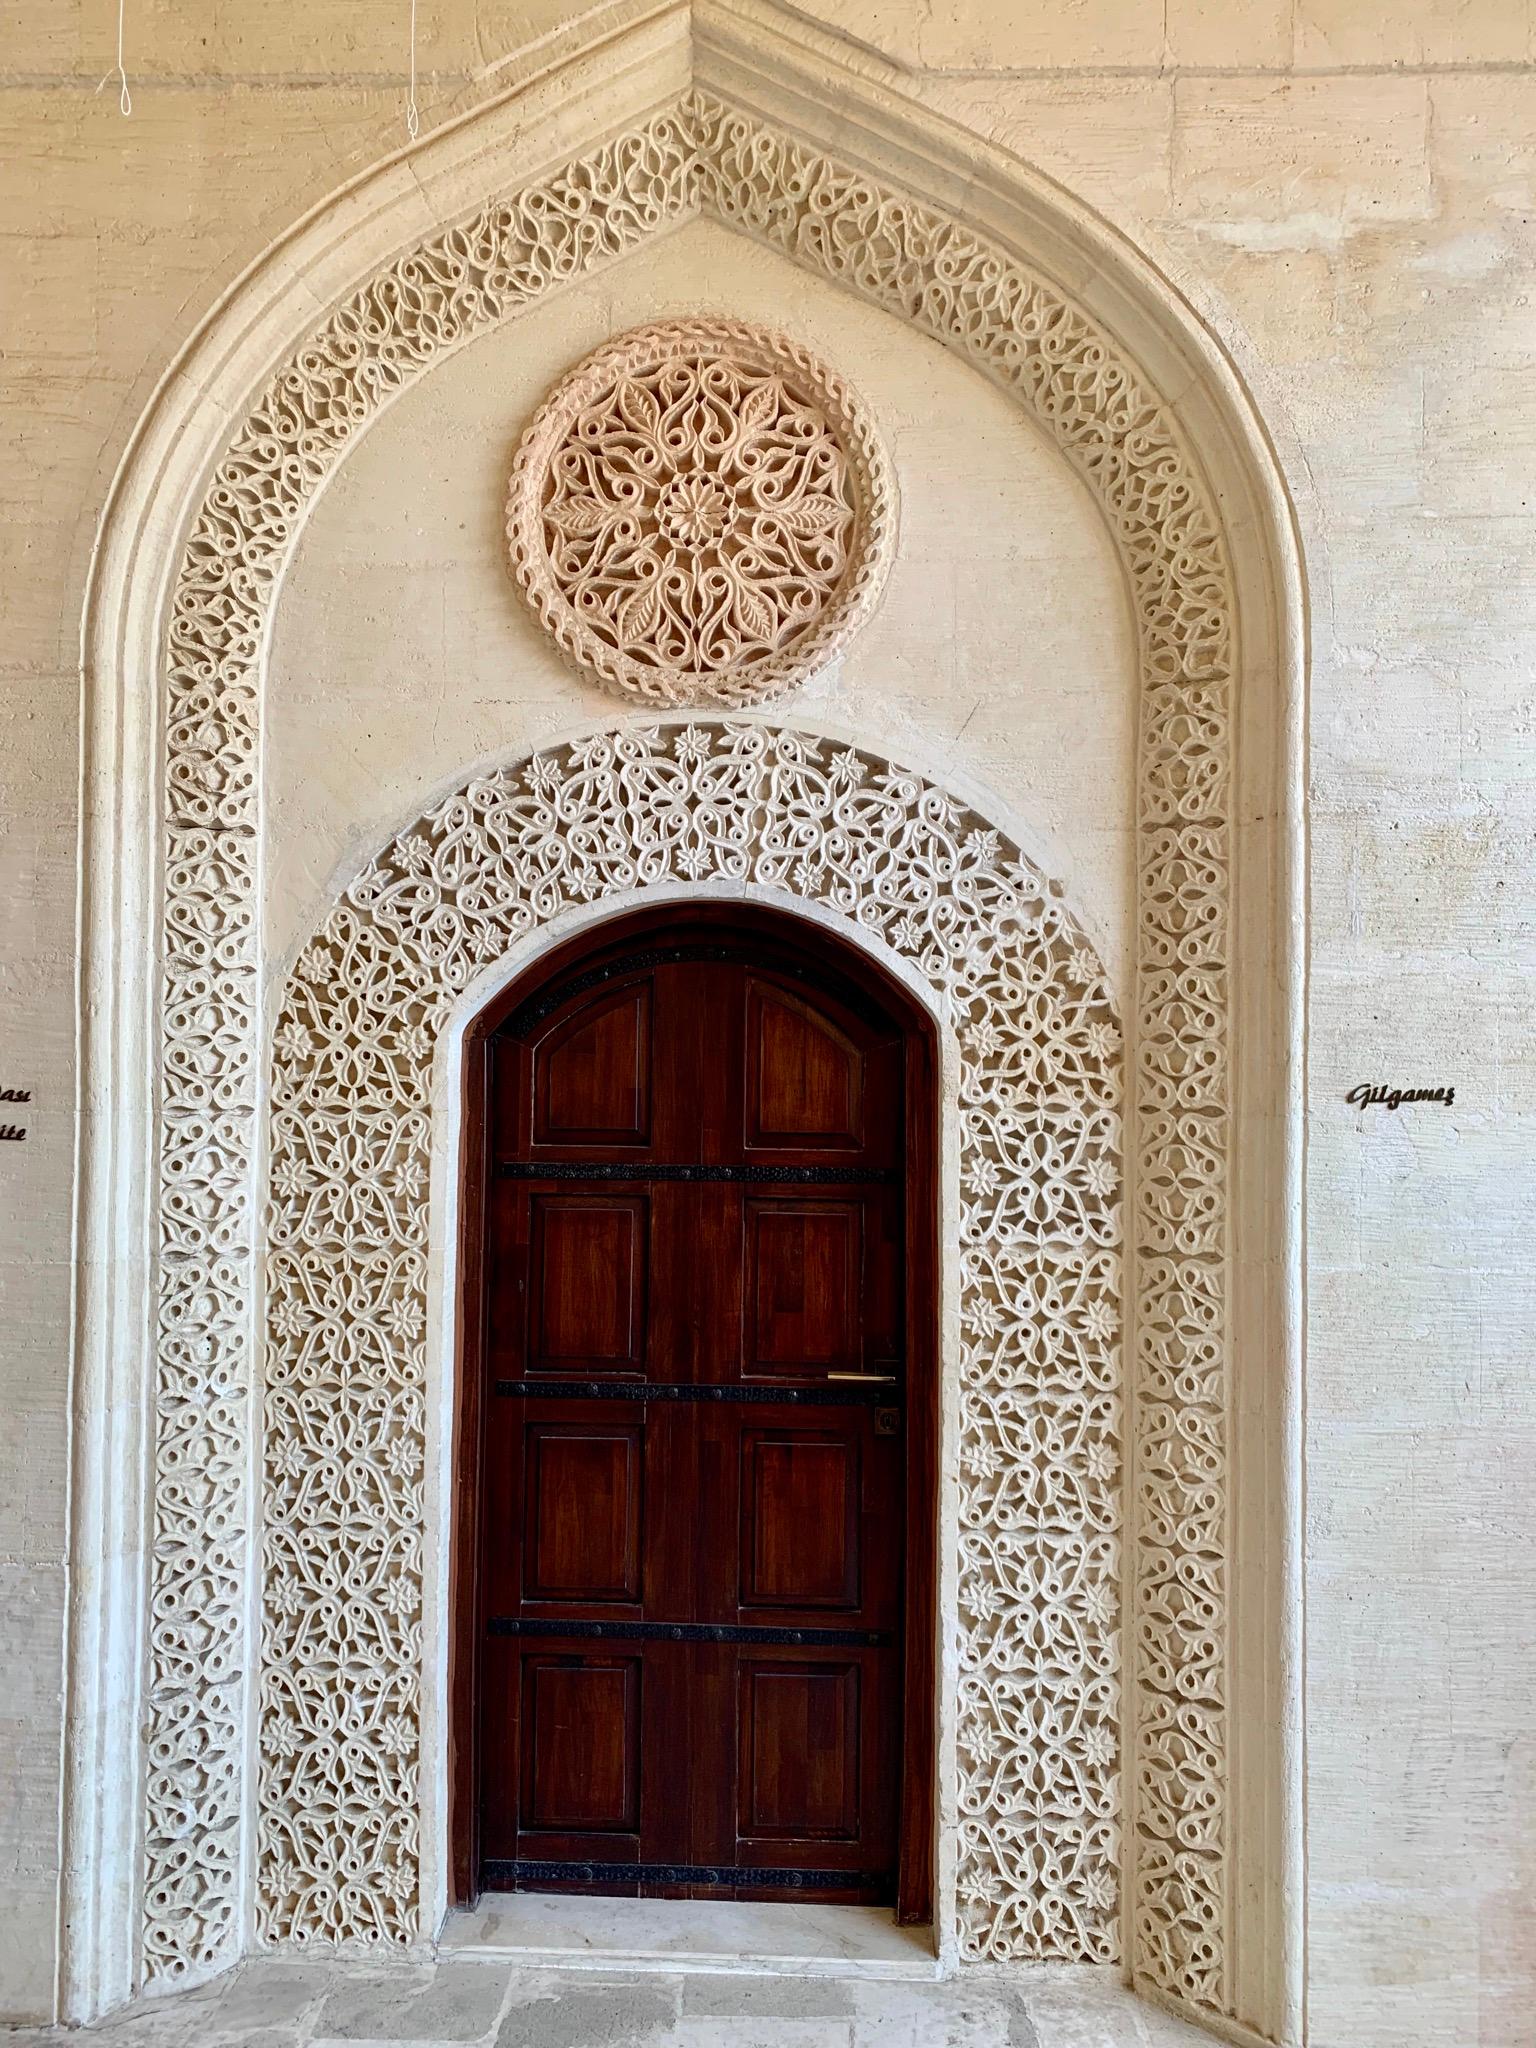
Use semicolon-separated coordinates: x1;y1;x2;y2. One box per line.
447;900;941;1926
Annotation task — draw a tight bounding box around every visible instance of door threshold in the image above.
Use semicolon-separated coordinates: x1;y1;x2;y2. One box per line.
438;1893;940;1979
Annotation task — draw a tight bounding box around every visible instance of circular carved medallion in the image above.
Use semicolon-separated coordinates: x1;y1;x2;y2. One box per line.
506;319;894;706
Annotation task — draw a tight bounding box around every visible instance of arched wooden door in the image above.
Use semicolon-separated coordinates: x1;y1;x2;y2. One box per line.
452;907;937;1918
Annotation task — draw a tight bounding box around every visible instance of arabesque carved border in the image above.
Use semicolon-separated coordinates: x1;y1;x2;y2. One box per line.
148;92;1231;2019
265;724;1123;1961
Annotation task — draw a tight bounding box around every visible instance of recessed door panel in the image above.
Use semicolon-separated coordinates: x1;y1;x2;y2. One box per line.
523;1424;642;1604
739;1661;860;1840
528;1194;645;1371
533;982;651;1146
746;980;862;1148
743;1431;860;1609
521;1655;640;1833
748;1200;861;1373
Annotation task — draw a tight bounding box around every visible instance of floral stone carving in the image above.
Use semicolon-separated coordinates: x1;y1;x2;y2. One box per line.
264;724;1123;1960
146;87;1237;2028
506;320;894;706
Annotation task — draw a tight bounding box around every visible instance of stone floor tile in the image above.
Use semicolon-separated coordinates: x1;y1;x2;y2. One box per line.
1006;1970;1170;2047
12;2015;195;2048
673;2021;852;2048
1130;2002;1225;2048
679;1976;854;2019
78;1983;234;2048
845;1977;1017;2048
197;2029;310;2048
200;1961;340;2034
493;1976;680;2048
314;1960;511;2043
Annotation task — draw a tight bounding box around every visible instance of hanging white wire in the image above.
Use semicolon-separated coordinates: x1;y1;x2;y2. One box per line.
96;0;132;115
406;0;420;141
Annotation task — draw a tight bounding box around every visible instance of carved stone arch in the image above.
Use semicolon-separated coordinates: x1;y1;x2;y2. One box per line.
266;724;1124;1959
71;5;1305;2044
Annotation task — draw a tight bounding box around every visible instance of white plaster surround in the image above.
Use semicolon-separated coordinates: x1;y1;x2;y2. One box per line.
264;222;1134;987
67;7;1307;2048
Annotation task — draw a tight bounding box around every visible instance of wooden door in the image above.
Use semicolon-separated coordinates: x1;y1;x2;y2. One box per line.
465;915;928;1905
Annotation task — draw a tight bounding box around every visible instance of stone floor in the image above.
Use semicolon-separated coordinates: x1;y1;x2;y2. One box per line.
2;1957;1215;2047
436;1897;935;1974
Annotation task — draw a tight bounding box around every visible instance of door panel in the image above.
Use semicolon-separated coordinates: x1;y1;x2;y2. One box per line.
746;980;862;1147
533;983;652;1146
476;922;916;1906
739;1662;861;1840
522;1424;642;1604
741;1431;860;1609
521;1655;640;1833
746;1200;862;1372
527;1194;646;1371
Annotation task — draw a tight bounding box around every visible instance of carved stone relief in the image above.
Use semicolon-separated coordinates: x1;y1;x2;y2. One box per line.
264;725;1123;1959
507;319;894;705
148;89;1233;2024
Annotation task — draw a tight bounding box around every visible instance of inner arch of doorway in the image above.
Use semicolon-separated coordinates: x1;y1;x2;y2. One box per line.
422;888;958;1943
261;722;1124;1975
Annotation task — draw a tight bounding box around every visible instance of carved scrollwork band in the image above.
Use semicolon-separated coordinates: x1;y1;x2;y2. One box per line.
265;725;1123;1959
507;318;894;705
149;90;1231;2024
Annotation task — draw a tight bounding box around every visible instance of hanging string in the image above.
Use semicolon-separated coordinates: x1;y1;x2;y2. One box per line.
96;0;132;116
405;0;420;141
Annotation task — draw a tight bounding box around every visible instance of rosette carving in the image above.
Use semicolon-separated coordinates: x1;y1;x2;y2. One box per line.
506;321;894;705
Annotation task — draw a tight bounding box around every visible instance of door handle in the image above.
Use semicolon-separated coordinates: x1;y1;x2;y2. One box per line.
826;1372;899;1383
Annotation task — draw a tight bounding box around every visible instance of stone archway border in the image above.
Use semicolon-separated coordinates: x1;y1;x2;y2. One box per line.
173;81;1221;1989
71;7;1305;2044
264;725;1123;1966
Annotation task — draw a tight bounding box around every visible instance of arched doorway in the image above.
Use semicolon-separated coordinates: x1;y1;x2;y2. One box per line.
451;904;940;1923
70;5;1305;2031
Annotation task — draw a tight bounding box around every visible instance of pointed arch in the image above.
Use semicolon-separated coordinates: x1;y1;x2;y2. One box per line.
72;6;1305;2042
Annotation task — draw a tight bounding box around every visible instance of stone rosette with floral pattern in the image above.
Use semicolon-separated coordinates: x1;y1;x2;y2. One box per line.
505;318;895;706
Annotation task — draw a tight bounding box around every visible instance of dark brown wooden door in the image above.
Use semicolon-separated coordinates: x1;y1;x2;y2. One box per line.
474;920;912;1902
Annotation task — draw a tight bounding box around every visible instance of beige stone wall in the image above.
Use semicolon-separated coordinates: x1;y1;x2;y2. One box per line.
4;2;1534;2038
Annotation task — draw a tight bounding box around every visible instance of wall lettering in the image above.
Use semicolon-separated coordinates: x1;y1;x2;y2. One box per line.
1346;1083;1455;1110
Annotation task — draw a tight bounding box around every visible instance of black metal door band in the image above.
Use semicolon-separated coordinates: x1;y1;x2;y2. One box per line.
495;1160;897;1184
492;1378;900;1405
484;1859;892;1892
487;1616;891;1647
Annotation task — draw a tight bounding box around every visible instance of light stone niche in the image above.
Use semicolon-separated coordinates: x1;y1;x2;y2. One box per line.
266;218;1136;998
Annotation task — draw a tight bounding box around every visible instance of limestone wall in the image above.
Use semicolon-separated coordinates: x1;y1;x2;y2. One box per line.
4;3;1534;2040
